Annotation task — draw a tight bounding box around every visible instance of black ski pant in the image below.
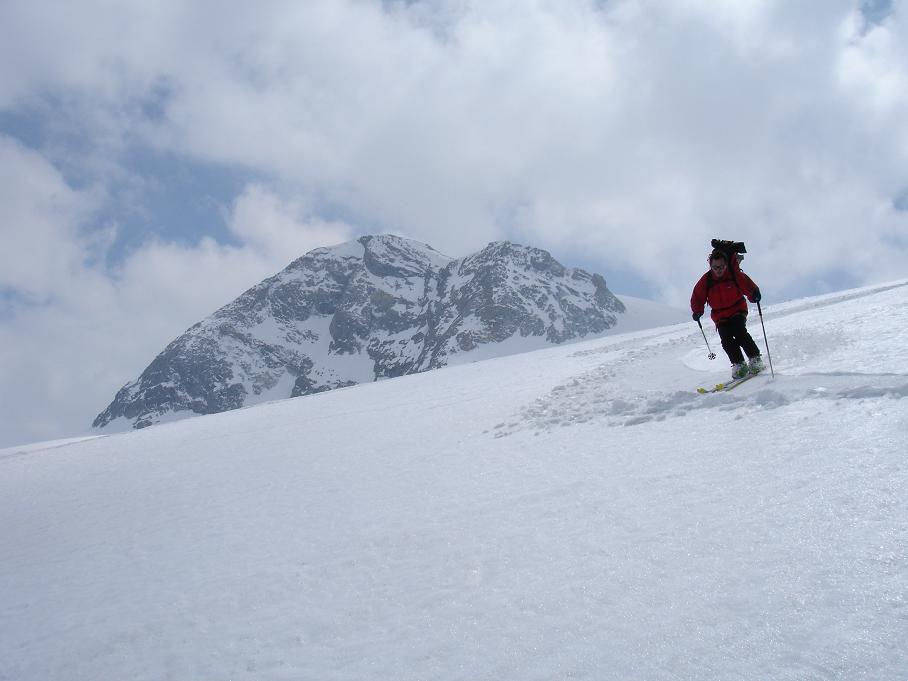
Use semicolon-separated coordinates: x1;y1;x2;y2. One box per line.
716;314;760;365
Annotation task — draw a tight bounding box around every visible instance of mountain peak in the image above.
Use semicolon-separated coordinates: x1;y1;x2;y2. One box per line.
93;236;630;432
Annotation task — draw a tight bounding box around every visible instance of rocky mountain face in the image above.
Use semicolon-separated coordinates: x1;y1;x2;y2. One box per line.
93;235;626;431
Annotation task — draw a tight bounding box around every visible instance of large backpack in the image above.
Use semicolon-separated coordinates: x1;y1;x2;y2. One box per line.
711;238;746;261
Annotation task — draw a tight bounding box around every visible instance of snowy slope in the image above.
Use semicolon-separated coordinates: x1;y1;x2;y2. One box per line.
2;281;907;681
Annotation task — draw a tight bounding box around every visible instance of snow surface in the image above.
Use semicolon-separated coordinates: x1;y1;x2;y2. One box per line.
2;281;907;680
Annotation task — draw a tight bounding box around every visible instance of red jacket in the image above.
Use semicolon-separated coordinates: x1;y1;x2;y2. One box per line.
691;260;759;325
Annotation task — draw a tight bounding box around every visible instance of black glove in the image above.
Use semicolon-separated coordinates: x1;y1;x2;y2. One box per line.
692;311;702;322
752;287;761;303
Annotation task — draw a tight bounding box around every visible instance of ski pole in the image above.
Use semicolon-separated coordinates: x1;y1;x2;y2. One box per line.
756;300;775;378
696;318;717;360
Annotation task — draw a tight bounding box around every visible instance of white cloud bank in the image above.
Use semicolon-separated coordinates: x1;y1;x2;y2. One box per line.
1;0;907;444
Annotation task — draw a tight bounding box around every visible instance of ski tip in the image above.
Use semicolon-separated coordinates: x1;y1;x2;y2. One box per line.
696;387;708;394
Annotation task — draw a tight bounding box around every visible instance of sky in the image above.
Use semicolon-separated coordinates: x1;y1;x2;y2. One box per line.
1;0;907;447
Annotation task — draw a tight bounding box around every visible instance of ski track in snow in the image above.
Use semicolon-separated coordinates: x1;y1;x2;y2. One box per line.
493;281;908;435
500;372;908;436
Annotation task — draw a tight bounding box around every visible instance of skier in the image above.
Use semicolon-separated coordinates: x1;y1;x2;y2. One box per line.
691;241;764;380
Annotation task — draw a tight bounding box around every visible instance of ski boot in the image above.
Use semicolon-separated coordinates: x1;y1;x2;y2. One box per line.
731;363;748;380
748;356;765;375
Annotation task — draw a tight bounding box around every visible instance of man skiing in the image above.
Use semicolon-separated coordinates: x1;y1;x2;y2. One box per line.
691;241;764;379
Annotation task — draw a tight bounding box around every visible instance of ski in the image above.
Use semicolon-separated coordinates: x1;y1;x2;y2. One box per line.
697;372;759;394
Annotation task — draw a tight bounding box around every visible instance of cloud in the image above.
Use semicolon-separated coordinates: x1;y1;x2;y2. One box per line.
0;140;351;446
2;0;908;444
228;184;353;259
162;1;908;294
839;8;908;123
0;136;99;299
4;2;907;279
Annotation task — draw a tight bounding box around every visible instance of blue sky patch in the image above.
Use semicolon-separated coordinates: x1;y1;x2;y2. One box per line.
893;189;908;212
1;105;259;266
860;0;893;30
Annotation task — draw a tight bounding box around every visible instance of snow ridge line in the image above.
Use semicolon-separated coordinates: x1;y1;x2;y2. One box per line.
760;280;908;321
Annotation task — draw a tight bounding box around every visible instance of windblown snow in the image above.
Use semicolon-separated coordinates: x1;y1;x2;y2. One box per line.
2;281;907;681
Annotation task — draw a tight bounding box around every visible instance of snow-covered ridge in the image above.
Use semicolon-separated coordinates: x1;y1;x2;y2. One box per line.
3;280;907;680
93;235;674;432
